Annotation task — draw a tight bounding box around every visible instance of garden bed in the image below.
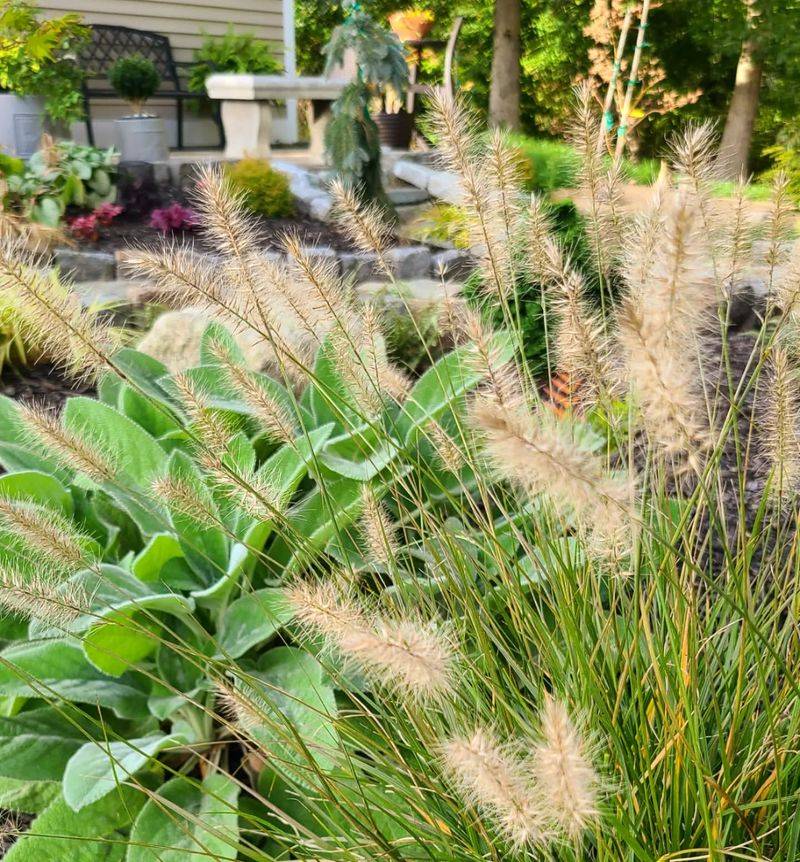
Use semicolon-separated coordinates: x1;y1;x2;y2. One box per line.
65;210;374;257
0;363;93;414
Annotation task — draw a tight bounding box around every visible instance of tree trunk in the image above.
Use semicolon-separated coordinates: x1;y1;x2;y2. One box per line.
717;2;763;180
489;0;521;130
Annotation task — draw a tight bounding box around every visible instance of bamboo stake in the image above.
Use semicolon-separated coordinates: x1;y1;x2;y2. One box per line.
614;0;651;163
596;3;635;154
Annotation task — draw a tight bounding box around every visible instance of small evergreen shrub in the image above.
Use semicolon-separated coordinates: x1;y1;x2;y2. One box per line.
224;158;294;218
108;54;161;114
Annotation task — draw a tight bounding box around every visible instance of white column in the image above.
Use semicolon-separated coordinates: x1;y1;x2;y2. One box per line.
281;0;299;144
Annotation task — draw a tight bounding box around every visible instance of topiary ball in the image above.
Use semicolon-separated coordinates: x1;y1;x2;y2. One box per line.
109;55;161;114
224;158;294;219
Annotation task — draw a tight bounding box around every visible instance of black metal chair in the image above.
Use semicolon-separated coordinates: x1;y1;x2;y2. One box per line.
79;24;224;151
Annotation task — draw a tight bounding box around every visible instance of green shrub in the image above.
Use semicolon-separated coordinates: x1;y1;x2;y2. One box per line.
407;202;471;249
0;1;88;124
108;54;161;113
3;140;118;227
187;26;280;94
225;158;294;218
0;154;25;178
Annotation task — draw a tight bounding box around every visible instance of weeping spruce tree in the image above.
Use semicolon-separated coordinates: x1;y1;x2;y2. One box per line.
323;1;408;213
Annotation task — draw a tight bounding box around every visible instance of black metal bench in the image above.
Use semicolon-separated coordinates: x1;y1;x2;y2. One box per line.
79;24;224;152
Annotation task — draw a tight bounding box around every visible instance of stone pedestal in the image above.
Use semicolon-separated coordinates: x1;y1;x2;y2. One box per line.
206;74;347;162
220;100;272;159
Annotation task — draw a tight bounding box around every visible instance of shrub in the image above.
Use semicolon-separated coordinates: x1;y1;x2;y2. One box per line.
0;1;88;124
3;139;118;227
224;158;293;218
108;54;161;114
187;26;280;94
0;97;799;861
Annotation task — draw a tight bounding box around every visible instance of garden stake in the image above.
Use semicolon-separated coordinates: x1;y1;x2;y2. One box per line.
596;2;635;154
614;0;651;163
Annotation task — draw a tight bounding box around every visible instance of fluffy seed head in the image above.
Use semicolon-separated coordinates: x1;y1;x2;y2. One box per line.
0;497;97;573
359;486;400;567
532;698;600;839
152;475;219;527
0;241;120;382
0;567;88;627
329;178;394;277
442;729;552;848
288;580;454;700
20;403;117;483
762;346;800;500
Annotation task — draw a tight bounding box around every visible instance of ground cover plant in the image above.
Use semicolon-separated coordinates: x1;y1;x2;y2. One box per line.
0;88;799;860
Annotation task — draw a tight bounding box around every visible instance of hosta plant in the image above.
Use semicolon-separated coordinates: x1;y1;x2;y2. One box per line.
0;87;798;861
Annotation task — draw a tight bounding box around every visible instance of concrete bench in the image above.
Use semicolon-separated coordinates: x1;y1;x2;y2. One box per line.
205;74;348;161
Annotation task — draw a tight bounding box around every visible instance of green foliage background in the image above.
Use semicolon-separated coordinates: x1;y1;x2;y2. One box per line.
297;0;800;165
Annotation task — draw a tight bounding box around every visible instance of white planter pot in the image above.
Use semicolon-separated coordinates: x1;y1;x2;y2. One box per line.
0;94;45;157
114;115;169;163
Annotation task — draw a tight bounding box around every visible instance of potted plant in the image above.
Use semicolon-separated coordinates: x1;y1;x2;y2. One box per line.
108;54;168;162
388;6;435;42
0;1;88;156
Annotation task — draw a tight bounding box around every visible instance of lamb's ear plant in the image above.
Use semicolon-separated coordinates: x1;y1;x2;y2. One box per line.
0;88;799;861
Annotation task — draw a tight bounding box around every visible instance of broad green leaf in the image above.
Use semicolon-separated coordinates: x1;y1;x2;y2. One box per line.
6;786;145;861
97;372;123;407
0;471;72;515
216;588;294;658
131;533;183;582
0;639;149;719
63;733;184;811
306;337;360;428
63;398;167;487
395;332;515;441
0;707;95;781
30;565;194;641
127;773;239;862
83;609;163;677
0;776;60;814
269;477;364;573
319;423;400;481
110;349;175;408
248;647;338;786
119;384;181;439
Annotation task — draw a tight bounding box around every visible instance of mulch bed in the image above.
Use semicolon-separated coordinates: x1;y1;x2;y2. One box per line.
81;212;370;257
1;363;93;414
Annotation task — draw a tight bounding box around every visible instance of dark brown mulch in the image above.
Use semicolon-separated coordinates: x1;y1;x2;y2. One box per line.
0;811;32;857
1;363;93;414
81;212;368;257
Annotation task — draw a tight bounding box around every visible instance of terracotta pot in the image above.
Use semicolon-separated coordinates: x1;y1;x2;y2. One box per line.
388;10;435;42
373;110;414;149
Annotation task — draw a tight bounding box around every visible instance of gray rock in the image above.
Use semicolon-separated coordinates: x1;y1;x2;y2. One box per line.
432;248;476;281
393;159;433;190
388;186;430;206
340;251;382;283
427;171;463;205
55;249;116;283
387;246;432;280
309;195;333;221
